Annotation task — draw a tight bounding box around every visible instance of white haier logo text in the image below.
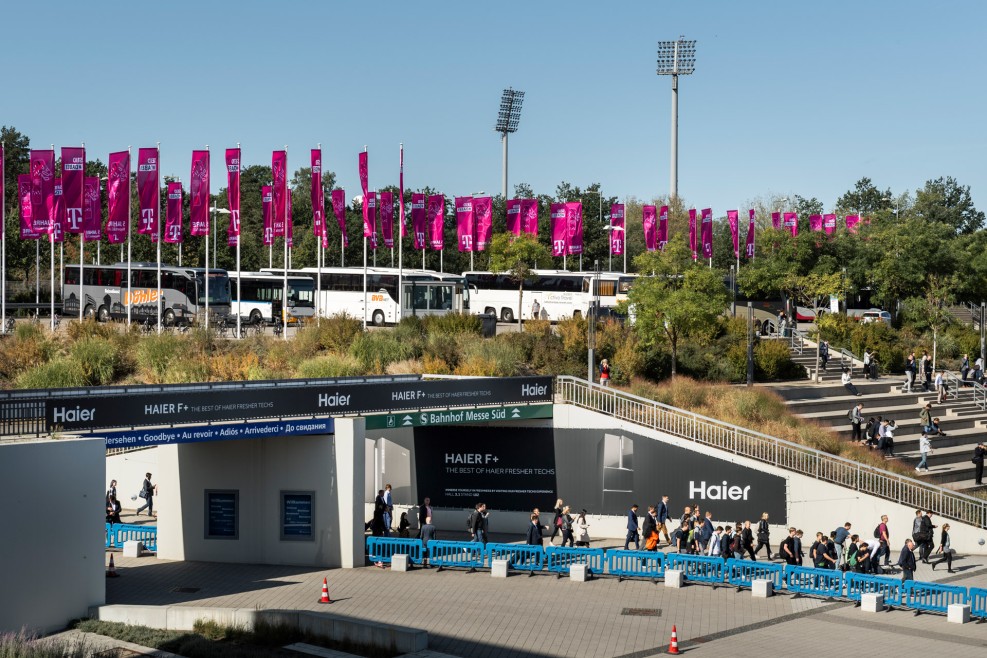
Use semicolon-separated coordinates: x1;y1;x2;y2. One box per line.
52;405;95;424
522;383;547;397
689;480;751;501
318;393;351;407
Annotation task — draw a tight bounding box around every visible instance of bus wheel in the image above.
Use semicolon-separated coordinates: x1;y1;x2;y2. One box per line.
97;305;109;323
249;309;263;325
501;308;515;323
484;307;496;316
83;304;95;320
163;310;175;327
372;310;385;327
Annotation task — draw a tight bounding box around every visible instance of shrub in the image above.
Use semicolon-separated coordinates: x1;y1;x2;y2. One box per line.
162;359;211;384
69;337;121;385
754;339;803;380
423;312;481;336
319;313;364;351
349;331;415;373
424;333;462;369
135;334;182;383
556;316;587;361
422;354;452;375
296;353;364;378
524;318;552;337
16;357;86;389
210;350;260;381
66;318;118;341
386;358;424;375
0;328;57;381
458;339;522;376
611;334;646;385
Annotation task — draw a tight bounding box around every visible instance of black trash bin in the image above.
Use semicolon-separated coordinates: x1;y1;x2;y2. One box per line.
480;313;497;338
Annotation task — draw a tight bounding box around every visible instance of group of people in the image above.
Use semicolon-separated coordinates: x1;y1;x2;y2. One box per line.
104;473;157;524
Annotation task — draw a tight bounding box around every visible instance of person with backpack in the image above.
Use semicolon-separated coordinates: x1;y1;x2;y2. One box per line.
849;403;864;442
874;515;891;568
698;510;715;553
731;524;745;560
753;513;772;560
844;534;860;572
919;403;933;434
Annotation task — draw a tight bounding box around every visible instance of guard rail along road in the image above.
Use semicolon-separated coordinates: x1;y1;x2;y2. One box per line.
553;376;987;530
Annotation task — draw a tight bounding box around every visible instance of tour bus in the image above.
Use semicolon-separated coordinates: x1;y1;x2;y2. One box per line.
464;269;627;322
62;263;231;325
227;271;316;325
261;267;467;325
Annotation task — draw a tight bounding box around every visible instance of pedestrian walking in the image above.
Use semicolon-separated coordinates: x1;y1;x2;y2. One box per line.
624;504;640;550
833;522;851;568
549;498;564;544
135;473;157;517
574;510;591;547
863;348;872;380
903;353;916;393
916;434;931;472
742;520;756;560
849;403;864;442
753;512;772;559
973;442;986;486
820;341;830;371
898;539;917;582
559;505;574;547
929;524;954;573
656;495;671;546
420;516;436;568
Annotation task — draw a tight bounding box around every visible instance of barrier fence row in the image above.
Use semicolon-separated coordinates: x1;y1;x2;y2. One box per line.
105;523;157;552
367;538;987;617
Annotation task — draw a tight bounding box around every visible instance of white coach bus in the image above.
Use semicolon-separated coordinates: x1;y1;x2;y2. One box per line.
228;271;316;325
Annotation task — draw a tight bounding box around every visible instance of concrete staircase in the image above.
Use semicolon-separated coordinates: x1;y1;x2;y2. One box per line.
947;304;977;329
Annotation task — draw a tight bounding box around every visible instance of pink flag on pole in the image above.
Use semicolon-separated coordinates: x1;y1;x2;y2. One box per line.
845;214;860;233
520;199;538;235
83;177;102;242
642;205;657;251
455;196;474;252
137;148;159;236
809;214;823;232
19;175;39;240
380;191;394;249
783;211;798;237
700;208;713;259
771;211;781;230
658;205;669;251
271;151;287;237
427;194;445;250
566;202;583;255
610;203;625;256
727;210;739;258
226;148;241;243
550;203;567;257
61;146;85;234
331;189;348;247
286;191;293;249
506;199;521;236
50;179;64;243
474;196;492;251
823;213;836;235
689;208;697;260
262;185;273;246
358;151;371;237
107;151;130;244
366;192;377;248
744;209;756;259
30;149;55;234
310;148;323;239
189;150;210;236
399;147;407;238
164;182;183;244
412;193;427;249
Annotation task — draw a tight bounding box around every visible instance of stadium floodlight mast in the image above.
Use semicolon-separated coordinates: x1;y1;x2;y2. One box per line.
495;88;524;200
656;37;696;200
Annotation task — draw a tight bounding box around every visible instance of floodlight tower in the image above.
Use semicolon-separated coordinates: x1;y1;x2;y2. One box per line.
656;37;696;200
495;88;524;200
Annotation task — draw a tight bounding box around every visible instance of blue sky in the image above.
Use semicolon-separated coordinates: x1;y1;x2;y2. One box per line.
3;1;985;214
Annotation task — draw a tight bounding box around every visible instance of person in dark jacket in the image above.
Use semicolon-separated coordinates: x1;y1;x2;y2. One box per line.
549;498;564;544
420;516;437;568
930;524;954;573
753;513;772;559
106;494;122;525
641;506;658;551
833;522;851;568
780;528;798;566
525;513;543;546
742;520;756;560
918;511;935;563
624;504;639;550
656;495;671;546
974;442;986;486
897;539;917;582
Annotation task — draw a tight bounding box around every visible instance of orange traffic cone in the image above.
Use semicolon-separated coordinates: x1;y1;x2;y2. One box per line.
106;554;119;578
318;577;331;604
667;625;680;655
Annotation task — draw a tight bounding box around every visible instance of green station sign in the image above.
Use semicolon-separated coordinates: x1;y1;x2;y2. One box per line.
365;403;553;430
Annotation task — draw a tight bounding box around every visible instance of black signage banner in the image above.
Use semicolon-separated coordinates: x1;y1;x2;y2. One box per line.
205;490;238;539
43;376;553;432
281;492;314;541
414;426;558;511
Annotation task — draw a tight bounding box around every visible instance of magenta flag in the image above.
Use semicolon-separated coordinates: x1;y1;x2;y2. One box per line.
642;205;657;251
700;208;713;259
358;151;371;237
550;203;567;257
658;205;669;251
783;211;798;236
455;196;474;252
107;151;130;244
331;189;348;247
50;179;65;243
809;214;823;232
823;213;836;235
366;192;377;248
427;194;445;250
399;146;407;238
610;203;625;256
311;148;323;239
83;177;102;242
19;175;39;240
271;150;287;237
689;208;697;260
286;191;294;249
189;150;210;236
744;209;756;259
61;146;85;234
566;202;583;255
474;196;492;251
136;147;159;236
164;182;183;244
845;214;860;233
411;193;427;249
226;148;241;242
520;199;538;235
262;185;274;246
30;149;55;234
380;191;394;249
727;210;739;258
771;211;781;230
506;199;521;236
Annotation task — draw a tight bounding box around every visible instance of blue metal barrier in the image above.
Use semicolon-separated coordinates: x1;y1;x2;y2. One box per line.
105;523;158;552
844;572;902;606
544;546;605;576
366;537;423;564
784;566;844;598
485;543;544;572
427;540;485;570
663;553;727;585
606;550;665;581
725;559;784;589
970;587;987;618
903;580;967;613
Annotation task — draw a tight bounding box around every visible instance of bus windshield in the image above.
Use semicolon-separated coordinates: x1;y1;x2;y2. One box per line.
288;278;315;308
197;272;231;305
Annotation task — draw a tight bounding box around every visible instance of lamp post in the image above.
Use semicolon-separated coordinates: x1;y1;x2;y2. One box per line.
747;302;754;386
210;204;230;332
588;259;600;384
882;196;900;219
604;225;625;273
656;37;696;201
495;88;524;200
842;267;848;317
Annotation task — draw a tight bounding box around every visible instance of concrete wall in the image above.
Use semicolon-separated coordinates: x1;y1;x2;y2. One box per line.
0;437;106;634
105;447;158;511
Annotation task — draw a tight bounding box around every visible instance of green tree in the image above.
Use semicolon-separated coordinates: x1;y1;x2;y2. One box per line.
913;176;985;235
835;177;892;217
783;271;843;380
902;275;955;370
487;232;551;331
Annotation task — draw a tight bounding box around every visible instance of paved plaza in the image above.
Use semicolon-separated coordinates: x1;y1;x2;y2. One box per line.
105;539;987;658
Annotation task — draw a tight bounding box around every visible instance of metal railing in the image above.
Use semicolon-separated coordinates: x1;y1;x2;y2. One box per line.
554;376;987;529
839;348;859;375
790;329;805;355
942;370;987;412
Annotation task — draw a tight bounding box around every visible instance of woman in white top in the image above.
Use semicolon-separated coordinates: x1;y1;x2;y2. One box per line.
842;368;860;396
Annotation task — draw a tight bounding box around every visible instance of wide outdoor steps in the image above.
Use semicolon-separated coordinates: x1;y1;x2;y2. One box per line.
789;353;846;382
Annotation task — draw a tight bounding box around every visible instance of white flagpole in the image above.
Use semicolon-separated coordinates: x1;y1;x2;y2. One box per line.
126;145;132;327
204;145;209;332
316;142;322;326
363;146;367;330
282;145;288;340
398;143;403;322
236;143;241;339
156;142;162;334
49;143;55;332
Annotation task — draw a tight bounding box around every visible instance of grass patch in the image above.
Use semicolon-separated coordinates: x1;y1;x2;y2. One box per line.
0;630;92;657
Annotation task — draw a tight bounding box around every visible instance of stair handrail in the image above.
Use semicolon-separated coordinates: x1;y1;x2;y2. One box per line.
789;328;805;355
554;375;987;529
942;370;987;411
